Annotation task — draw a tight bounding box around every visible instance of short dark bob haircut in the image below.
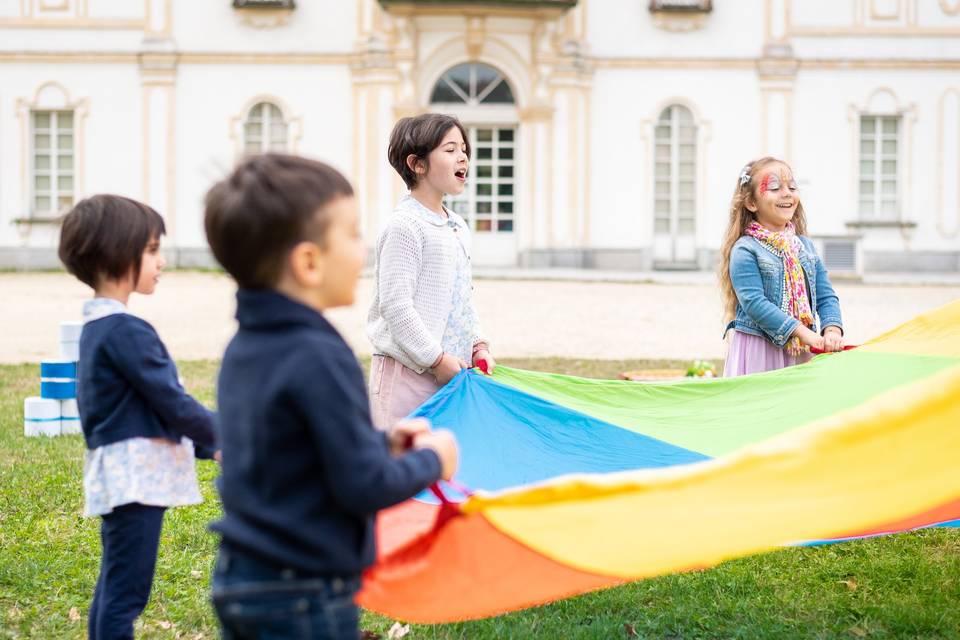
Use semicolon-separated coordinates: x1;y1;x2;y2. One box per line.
204;153;354;290
59;194;165;290
387;113;470;189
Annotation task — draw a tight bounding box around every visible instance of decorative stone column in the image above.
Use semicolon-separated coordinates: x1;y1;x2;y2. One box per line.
139;2;178;255
515;6;592;268
352;63;404;243
543;41;593;267
517;104;554;260
758;0;797;161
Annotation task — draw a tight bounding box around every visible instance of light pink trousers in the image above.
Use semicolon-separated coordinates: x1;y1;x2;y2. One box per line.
368;355;441;431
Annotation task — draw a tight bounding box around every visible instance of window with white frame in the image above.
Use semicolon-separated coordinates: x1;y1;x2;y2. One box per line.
244;102;288;153
31;110;75;216
858;115;900;219
446;126;516;233
653;104;696;236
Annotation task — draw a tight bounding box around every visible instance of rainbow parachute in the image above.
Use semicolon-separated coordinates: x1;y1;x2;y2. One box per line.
358;300;960;623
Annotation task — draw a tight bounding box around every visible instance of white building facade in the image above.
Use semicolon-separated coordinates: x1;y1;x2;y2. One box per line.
1;0;958;273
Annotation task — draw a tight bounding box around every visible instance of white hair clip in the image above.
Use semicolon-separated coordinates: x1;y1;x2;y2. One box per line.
739;169;751;187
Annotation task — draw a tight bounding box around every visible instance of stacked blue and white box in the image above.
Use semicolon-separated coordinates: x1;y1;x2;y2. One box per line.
59;321;82;361
23;396;61;437
60;398;82;435
23;321;83;438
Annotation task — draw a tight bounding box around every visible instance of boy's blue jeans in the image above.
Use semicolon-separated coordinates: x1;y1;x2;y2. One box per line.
211;543;362;640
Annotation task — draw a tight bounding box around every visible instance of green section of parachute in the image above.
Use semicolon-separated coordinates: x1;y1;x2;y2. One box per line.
490;351;959;456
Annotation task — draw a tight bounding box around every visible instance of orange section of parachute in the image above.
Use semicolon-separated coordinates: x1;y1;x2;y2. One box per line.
360;501;625;624
831;497;960;541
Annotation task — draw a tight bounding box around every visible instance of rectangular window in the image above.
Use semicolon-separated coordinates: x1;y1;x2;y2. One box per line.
446;126;516;234
653;105;696;239
858;115;900;220
31;110;75;216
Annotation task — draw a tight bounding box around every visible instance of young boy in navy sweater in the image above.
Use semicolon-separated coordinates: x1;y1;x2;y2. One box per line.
59;195;218;640
204;153;458;638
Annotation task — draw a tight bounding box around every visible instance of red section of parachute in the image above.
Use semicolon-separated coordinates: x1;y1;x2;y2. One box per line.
361;500;623;623
810;345;858;355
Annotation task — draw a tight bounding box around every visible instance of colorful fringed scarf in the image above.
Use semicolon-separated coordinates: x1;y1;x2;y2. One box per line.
745;221;813;355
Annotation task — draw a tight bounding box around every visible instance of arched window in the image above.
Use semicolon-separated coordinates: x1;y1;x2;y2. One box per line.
243;102;288;153
432;63;516;234
430;62;514;106
858;114;900;219
653;104;697;264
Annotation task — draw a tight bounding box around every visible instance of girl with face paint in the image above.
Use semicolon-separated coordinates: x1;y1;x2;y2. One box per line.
717;157;846;376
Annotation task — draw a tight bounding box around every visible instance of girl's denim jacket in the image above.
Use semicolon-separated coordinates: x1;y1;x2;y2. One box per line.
727;234;843;347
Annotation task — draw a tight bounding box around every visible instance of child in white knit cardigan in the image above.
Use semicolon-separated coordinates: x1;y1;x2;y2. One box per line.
366;113;494;429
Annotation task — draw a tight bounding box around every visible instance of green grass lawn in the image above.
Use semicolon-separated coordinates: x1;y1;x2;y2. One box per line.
1;359;958;639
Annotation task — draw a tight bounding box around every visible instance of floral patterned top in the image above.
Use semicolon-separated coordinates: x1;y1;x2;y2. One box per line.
439;212;479;365
81;298;203;517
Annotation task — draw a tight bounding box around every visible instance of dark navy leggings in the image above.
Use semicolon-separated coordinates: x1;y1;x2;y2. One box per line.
88;503;166;640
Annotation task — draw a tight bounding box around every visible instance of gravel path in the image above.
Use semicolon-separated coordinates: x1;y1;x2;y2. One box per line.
2;272;958;364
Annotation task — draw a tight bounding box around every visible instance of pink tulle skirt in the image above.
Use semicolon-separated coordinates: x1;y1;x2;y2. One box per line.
723;330;812;377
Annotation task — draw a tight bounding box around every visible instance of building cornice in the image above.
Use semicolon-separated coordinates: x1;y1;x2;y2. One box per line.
1;51;959;71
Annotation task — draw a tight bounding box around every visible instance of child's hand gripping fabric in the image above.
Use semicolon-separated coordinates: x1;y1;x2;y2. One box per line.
789;324;824;355
412;430;458;481
822;326;844;352
430;353;468;385
472;343;495;375
387;417;431;455
387;418;459;481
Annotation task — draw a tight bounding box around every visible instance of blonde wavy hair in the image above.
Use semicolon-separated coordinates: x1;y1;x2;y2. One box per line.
717;156;808;325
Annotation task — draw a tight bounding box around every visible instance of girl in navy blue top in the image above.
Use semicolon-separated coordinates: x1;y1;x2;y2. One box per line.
59;195;218;640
